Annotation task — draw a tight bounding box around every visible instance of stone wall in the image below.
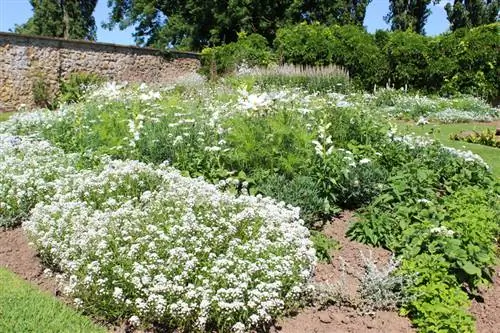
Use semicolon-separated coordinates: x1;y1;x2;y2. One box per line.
0;32;200;111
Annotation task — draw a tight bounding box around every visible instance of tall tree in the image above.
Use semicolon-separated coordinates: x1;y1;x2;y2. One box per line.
105;0;373;50
15;0;98;40
445;0;500;31
384;0;435;34
287;0;372;26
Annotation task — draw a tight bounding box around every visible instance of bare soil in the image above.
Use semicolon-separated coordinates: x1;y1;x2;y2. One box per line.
0;227;58;295
470;266;500;333
274;211;415;333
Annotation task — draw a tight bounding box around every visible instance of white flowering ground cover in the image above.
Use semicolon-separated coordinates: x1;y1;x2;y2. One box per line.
0;78;498;332
22;158;315;332
0;135;78;227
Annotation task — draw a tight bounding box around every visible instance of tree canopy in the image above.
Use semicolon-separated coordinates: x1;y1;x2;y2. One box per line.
445;0;500;31
384;0;435;34
15;0;98;40
104;0;372;50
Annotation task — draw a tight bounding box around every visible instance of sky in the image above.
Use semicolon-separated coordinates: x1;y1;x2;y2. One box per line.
0;0;453;46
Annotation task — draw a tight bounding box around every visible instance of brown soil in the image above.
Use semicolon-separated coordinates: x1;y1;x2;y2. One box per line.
274;211;416;333
0;227;59;295
470;266;500;333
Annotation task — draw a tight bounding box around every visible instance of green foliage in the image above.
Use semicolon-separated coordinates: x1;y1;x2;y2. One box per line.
58;72;103;104
31;71;54;109
348;147;498;332
398;254;475;333
201;33;275;77
15;0;97;40
255;173;335;227
385;31;430;89
310;230;339;263
274;23;337;66
329;25;388;89
223;109;314;178
451;128;500;148
384;0;433;34
275;24;387;89
445;0;500;31
431;23;500;101
105;0;373;50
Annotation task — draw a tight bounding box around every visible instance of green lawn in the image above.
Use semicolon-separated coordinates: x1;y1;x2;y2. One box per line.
0;112;12;122
0;268;106;333
398;121;499;178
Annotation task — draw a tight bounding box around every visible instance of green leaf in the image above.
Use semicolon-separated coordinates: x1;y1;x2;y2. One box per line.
460;261;481;276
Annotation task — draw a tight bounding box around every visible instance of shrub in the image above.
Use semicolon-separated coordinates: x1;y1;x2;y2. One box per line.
201;33;275;77
329;25;388;90
274;23;336;66
274;24;387;90
255;173;333;227
31;71;54;109
385;31;430;90
450;128;500;147
58;72;104;104
25;159;316;332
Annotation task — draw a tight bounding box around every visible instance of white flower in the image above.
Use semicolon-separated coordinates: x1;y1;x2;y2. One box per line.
128;315;141;327
416;116;429;126
359;158;371;164
430;226;455;237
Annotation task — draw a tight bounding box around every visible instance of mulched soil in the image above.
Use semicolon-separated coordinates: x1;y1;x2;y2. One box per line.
1;216;499;333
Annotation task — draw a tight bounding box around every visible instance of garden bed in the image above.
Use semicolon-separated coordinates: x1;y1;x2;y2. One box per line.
0;79;498;332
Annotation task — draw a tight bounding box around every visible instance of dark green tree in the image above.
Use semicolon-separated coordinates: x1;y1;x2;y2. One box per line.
105;0;373;50
445;0;500;31
286;0;372;26
384;0;435;34
15;0;98;40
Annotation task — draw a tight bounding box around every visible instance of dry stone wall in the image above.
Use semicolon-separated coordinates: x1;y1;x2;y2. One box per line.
0;32;200;111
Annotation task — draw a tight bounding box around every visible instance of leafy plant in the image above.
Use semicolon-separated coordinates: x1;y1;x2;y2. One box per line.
450;128;500;148
58;72;103;104
310;231;339;263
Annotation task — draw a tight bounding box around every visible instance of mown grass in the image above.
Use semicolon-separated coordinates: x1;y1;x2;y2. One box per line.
0;112;12;122
398;121;500;178
0;268;106;333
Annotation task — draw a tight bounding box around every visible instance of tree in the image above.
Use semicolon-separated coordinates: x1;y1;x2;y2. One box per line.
104;0;373;50
15;0;98;40
445;0;500;31
287;0;372;26
384;0;435;34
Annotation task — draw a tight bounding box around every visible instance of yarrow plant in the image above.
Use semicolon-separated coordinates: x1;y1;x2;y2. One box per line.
24;159;316;332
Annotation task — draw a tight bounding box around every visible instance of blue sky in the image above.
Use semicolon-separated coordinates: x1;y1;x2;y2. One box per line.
0;0;452;46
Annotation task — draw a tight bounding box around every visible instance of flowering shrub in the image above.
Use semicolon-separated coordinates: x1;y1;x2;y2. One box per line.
0;135;77;227
25;159;316;332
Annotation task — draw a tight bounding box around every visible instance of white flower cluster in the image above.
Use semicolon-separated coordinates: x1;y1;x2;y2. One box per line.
432;108;497;123
24;159;316;331
441;146;489;168
430;226;455;237
387;131;434;148
0;135;77;227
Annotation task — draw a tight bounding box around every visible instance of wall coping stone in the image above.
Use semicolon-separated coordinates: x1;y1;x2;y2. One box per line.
0;31;200;59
